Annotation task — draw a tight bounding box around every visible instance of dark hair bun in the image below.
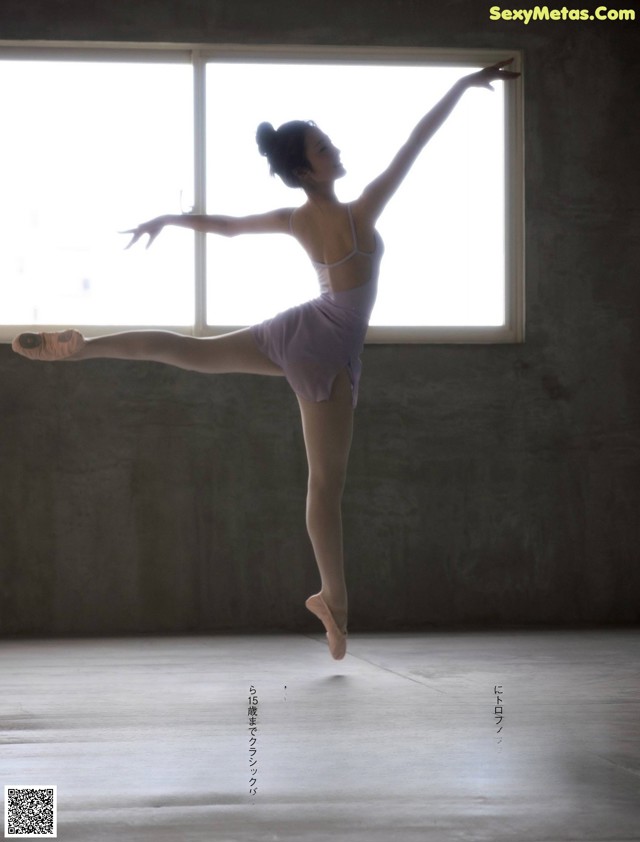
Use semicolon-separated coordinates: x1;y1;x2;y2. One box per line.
256;122;277;157
256;119;314;188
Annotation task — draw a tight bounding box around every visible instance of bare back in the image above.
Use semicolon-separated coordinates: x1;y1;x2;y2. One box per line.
289;201;381;294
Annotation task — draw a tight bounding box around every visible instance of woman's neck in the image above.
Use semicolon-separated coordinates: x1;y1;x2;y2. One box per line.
304;183;339;208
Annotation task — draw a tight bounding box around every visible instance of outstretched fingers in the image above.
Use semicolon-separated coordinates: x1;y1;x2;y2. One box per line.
493;58;515;70
468;58;520;91
120;228;142;250
486;58;521;86
494;59;521;81
120;217;166;250
120;228;158;250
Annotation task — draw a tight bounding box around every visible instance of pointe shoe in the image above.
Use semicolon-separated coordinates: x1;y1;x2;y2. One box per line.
12;329;85;361
305;593;347;660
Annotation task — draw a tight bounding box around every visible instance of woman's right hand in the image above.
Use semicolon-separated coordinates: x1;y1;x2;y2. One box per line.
121;215;168;250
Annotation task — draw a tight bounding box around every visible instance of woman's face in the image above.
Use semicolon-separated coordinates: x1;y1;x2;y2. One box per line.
303;127;346;184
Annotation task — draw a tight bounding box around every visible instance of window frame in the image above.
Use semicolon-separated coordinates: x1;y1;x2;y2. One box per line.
0;41;524;344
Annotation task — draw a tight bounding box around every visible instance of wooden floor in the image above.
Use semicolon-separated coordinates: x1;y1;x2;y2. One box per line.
2;629;639;841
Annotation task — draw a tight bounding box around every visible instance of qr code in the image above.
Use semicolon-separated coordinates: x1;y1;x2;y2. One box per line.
4;786;57;838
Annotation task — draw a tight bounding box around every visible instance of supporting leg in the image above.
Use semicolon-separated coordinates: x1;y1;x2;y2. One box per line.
297;369;354;655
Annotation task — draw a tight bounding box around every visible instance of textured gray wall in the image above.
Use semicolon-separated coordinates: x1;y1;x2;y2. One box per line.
1;1;639;635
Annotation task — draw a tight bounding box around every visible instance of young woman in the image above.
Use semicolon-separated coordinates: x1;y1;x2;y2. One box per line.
12;60;519;659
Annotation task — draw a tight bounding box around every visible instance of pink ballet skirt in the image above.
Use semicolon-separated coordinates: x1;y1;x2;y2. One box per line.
251;274;378;407
251;204;383;408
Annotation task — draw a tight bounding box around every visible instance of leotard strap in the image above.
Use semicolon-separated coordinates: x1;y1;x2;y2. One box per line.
311;205;376;269
346;203;359;250
290;204;378;273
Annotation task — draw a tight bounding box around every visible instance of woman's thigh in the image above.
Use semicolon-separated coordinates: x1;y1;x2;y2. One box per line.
168;328;285;376
296;369;354;486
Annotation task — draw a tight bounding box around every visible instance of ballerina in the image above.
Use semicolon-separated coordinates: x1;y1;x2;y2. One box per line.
13;59;519;659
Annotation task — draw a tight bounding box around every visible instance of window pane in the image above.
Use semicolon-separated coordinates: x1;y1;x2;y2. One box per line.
206;62;505;328
0;60;193;327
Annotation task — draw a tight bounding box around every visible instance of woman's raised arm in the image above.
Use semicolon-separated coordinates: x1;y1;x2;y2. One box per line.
122;207;294;249
358;59;520;221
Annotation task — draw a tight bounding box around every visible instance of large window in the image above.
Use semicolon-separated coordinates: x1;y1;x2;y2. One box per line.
0;45;523;343
0;56;194;328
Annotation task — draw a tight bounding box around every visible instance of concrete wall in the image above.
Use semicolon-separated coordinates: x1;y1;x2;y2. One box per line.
1;1;638;635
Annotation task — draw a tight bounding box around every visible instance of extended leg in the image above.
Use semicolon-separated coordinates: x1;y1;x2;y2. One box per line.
297;369;354;654
13;327;283;377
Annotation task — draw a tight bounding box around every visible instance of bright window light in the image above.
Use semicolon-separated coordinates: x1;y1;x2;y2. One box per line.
0;60;193;327
0;46;522;343
206;62;506;329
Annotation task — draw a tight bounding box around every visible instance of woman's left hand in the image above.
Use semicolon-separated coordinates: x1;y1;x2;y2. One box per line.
464;59;520;91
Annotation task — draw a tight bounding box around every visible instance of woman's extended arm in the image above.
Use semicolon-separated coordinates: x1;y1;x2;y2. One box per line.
123;207;293;249
359;59;520;220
